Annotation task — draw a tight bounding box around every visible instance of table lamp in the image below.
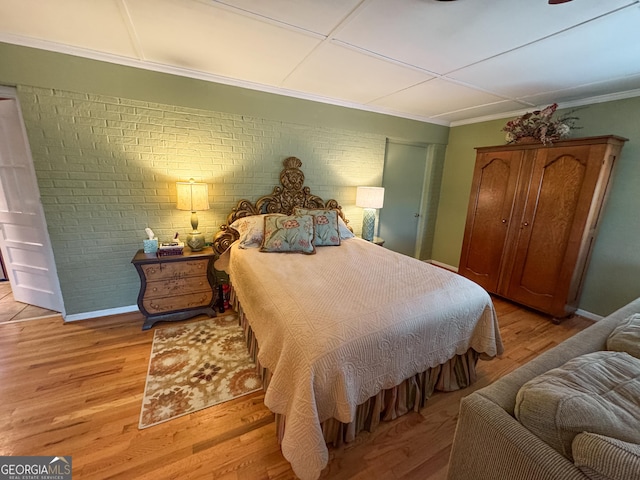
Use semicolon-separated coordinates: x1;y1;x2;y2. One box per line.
176;178;209;251
356;186;384;242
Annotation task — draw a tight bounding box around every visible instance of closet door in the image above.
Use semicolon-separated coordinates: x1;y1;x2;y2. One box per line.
504;144;603;317
459;150;524;293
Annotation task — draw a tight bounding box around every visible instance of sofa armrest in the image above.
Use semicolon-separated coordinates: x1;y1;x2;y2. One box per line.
447;393;588;480
573;433;640;480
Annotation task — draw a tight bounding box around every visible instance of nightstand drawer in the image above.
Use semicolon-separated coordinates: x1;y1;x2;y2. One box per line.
144;276;210;299
143;290;214;315
139;258;209;281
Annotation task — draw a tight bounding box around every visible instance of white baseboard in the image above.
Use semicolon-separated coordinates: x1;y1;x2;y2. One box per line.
426;259;458;272
575;308;602;322
62;292;601;325
64;304;139;322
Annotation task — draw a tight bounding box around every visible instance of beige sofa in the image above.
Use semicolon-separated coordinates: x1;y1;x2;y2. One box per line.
447;297;640;480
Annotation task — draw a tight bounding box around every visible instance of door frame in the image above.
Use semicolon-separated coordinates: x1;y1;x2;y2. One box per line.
382;138;439;259
0;85;65;316
414;143;442;260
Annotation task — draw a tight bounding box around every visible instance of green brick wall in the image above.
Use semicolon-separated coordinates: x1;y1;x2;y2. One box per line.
18;85;386;315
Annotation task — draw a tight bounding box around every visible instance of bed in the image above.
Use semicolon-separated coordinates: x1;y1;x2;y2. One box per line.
213;157;503;480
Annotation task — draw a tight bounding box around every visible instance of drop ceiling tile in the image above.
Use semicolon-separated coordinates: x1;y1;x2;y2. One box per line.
282;42;434;104
1;0;639;124
335;0;636;74
126;0;321;85
448;8;640;98
370;78;507;118
210;0;361;35
0;0;137;58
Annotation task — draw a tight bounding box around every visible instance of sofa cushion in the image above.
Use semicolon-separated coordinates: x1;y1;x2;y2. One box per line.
607;313;640;359
573;432;640;480
514;351;640;460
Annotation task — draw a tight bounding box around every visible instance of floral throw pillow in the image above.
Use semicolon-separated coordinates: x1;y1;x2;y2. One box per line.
230;214;283;249
260;214;316;254
294;208;341;246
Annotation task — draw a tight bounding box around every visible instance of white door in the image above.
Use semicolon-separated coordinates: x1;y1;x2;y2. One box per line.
0;96;64;313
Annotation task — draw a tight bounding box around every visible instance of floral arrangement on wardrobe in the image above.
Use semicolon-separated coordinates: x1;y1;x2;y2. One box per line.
502;103;580;145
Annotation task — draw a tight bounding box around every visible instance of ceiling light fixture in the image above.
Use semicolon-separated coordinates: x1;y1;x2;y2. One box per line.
549;0;572;4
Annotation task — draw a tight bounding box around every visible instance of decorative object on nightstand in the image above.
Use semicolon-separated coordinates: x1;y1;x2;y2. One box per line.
356;186;384;242
176;178;209;251
143;227;159;253
131;247;217;330
358;235;385;246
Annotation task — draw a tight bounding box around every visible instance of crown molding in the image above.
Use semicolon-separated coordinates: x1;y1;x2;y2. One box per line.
3;35;639;129
0;35;450;127
450;88;640;127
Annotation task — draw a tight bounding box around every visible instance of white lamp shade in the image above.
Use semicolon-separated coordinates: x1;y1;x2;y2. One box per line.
176;179;209;211
356;186;384;209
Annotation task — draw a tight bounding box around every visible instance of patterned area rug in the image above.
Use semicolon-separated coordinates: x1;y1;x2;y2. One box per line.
139;313;262;429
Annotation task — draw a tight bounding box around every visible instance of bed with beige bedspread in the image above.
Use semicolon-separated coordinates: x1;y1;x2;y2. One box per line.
213;157;503;479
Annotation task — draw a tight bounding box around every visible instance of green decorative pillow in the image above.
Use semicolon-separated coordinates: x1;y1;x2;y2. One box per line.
260;214;316;254
294;208;341;246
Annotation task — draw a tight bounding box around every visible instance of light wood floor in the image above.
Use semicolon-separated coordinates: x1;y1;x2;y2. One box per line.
0;297;593;480
0;281;60;324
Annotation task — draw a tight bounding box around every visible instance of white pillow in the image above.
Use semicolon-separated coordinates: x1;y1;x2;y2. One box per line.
337;216;355;239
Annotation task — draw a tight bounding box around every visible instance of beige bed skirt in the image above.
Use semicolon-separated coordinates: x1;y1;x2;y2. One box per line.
232;292;480;447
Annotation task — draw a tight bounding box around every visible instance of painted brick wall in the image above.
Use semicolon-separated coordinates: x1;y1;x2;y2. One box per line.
17;85;385;316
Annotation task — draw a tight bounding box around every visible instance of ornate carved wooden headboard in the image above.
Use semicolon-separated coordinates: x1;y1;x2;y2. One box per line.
212;156;349;254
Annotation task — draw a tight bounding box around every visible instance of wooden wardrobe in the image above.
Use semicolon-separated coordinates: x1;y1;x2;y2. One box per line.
459;135;626;320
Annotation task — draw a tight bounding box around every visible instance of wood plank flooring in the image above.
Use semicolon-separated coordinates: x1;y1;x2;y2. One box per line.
0;297;593;479
0;281;60;324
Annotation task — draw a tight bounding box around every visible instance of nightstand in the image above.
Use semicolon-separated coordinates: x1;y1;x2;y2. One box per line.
360;236;385;246
131;247;217;330
372;236;385;246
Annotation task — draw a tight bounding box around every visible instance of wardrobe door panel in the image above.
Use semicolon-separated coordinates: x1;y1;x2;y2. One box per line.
506;145;596;315
459;151;522;292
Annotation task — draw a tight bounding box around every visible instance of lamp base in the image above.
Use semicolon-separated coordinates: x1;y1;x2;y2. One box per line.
186;231;206;251
362;208;376;242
